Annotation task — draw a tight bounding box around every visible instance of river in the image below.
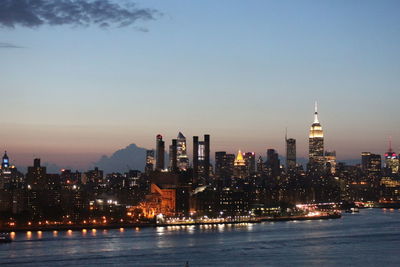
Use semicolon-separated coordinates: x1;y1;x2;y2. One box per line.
1;209;399;266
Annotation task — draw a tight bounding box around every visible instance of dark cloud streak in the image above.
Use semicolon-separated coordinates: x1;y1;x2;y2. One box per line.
0;42;24;48
0;0;158;29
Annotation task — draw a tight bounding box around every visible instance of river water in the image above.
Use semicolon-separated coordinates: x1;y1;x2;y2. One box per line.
1;209;399;266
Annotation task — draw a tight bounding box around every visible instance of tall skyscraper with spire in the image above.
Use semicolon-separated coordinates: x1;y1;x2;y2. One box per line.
0;151;11;189
308;102;325;172
384;137;399;174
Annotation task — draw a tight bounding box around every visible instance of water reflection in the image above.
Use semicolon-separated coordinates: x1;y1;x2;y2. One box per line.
157;227;165;236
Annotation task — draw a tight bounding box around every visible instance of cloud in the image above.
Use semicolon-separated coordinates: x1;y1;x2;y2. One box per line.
0;0;158;29
0;42;23;48
93;143;148;173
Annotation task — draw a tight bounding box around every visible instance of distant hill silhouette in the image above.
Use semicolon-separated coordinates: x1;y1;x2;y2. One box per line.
93;143;149;173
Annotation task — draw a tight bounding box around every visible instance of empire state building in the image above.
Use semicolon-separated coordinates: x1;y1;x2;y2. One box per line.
309;102;325;171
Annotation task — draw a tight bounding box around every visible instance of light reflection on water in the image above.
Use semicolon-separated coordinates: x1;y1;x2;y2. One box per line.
10;232;16;240
1;209;400;266
67;230;73;237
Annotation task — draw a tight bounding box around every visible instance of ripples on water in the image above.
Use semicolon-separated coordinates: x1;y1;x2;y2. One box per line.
1;209;400;266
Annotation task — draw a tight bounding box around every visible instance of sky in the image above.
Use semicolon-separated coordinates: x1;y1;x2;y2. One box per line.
1;0;400;169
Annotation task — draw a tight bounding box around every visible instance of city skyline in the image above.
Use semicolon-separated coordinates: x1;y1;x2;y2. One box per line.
0;102;398;170
1;0;400;169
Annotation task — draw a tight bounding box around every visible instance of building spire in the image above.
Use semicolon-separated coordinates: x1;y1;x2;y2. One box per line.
285;127;288;141
388;136;393;153
234;149;245;166
314;101;319;124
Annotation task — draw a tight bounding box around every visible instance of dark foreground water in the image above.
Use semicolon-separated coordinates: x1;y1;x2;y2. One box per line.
1;209;400;266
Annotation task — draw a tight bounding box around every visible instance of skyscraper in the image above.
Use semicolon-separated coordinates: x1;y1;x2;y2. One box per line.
384;139;399;174
309;102;325;172
198;141;206;174
26;158;47;189
1;151;9;169
0;151;11;189
325;150;337;174
204;134;210;179
285;135;296;171
192;134;210;182
215;151;235;180
215;151;226;179
193;136;199;180
169;139;178;172
155;134;165;171
145;150;155;174
266;149;280;178
361;152;382;174
256;156;264;175
234;150;247;178
177;132;189;171
243;152;256;176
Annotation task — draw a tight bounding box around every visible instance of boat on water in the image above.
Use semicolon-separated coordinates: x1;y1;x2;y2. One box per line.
345;207;360;213
0;233;12;243
351;207;360;213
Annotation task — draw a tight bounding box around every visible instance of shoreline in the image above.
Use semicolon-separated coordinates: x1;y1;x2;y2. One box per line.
0;213;341;233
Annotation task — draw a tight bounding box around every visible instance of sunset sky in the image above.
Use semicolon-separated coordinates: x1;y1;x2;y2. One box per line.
1;0;400;169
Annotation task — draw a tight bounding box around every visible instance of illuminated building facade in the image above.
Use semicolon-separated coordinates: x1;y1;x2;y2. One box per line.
234;150;247;178
129;183;176;218
2;151;9;169
0;152;24;213
193;134;210;182
309;102;325;172
324;150;337;174
384;140;399;174
155;134;165;171
0;152;11;189
177;132;189;171
85;167;103;184
218;188;249;216
380;177;400;203
145;150;155;174
361;152;382;174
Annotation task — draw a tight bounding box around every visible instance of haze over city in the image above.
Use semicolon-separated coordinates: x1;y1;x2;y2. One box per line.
1;0;399;170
